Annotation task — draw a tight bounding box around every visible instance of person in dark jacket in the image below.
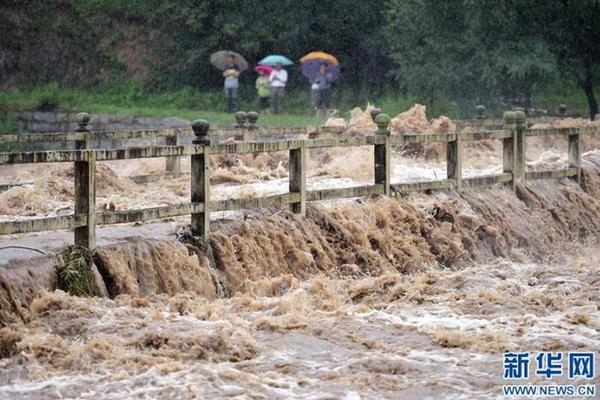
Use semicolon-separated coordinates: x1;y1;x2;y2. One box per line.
314;63;334;117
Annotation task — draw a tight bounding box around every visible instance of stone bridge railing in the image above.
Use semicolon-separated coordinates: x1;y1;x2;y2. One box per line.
0;110;596;250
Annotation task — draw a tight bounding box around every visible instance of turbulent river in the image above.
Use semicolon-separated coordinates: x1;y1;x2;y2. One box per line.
0;110;599;399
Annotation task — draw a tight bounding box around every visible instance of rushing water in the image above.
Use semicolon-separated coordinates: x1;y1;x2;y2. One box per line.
0;250;599;399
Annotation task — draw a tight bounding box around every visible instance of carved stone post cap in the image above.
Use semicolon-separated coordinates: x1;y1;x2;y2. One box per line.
515;111;526;128
76;112;90;131
192;119;210;144
475;105;486;118
558;104;567;116
246;111;259;128
235;111;247;127
375;113;391;135
503;111;516;128
370;108;382;122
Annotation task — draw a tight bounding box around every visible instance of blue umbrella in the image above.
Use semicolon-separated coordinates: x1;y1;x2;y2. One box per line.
258;55;293;66
301;60;340;82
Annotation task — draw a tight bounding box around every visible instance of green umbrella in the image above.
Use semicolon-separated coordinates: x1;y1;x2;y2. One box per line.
258;55;294;66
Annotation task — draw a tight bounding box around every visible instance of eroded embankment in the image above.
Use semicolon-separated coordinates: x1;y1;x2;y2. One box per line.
1;154;599;329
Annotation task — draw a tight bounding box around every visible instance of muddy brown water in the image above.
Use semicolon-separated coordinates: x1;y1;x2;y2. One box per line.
0;143;599;399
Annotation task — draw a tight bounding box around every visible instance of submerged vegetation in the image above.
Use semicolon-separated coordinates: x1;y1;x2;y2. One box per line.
56;245;101;296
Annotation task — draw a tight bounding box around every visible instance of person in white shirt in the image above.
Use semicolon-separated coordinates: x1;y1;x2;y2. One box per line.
268;62;288;114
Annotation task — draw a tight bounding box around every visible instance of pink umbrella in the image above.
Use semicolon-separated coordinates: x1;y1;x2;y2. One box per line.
254;65;275;75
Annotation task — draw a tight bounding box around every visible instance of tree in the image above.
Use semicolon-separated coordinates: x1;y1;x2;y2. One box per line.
0;0;120;87
148;0;390;101
516;0;600;120
386;0;558;115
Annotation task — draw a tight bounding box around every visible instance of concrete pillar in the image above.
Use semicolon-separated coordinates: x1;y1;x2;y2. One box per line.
475;105;486;130
73;112;96;249
245;111;259;141
235;111;247;141
447;131;462;190
503;111;517;190
370;107;382;122
190;119;211;238
75;111;92;150
514;111;527;185
289;142;306;215
374;113;391;195
165;132;181;176
568;129;581;184
559;104;567;119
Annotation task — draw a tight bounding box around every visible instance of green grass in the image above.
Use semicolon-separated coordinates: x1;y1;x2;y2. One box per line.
72;104;324;127
0;82;463;127
535;86;592;117
1;82;596;130
0;112;19;134
0;83;327;127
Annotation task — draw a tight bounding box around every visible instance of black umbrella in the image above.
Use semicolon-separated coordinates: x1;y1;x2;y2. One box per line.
210;50;248;71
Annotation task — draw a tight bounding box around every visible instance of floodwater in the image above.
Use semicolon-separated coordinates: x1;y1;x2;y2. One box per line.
1;248;599;399
1;110;600;399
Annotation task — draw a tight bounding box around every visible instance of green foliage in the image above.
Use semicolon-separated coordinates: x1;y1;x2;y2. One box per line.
516;0;600;119
0;1;123;87
142;0;391;98
0;82;77;111
386;0;600;119
56;245;101;296
67;0;164;19
535;88;590;118
386;0;559;114
2;0;599;118
0;83;326;126
0;112;19;134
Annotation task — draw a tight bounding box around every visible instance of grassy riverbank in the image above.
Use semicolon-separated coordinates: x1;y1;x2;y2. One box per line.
0;82;594;134
0;83;327;128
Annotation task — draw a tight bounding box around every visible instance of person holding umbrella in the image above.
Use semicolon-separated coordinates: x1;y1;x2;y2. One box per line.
269;62;288;114
254;65;274;114
314;63;334;117
223;54;241;113
258;55;293;114
210;51;248;113
300;51;340;117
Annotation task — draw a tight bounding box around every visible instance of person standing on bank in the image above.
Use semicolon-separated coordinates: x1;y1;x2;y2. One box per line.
269;62;288;114
314;62;334;117
223;54;240;113
255;69;272;114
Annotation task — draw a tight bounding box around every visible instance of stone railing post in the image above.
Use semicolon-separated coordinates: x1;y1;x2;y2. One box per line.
374;113;391;195
73;112;96;249
568;128;581;184
502;111;517;190
245;111;259;141
475;104;486;129
75;112;92;149
191;119;211;238
559;104;567;119
247;111;259;129
514;111;527;185
234;111;247;141
475;104;486;119
447;129;462;190
370;107;382;122
235;111;247;128
289;141;307;215
165;130;181;177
